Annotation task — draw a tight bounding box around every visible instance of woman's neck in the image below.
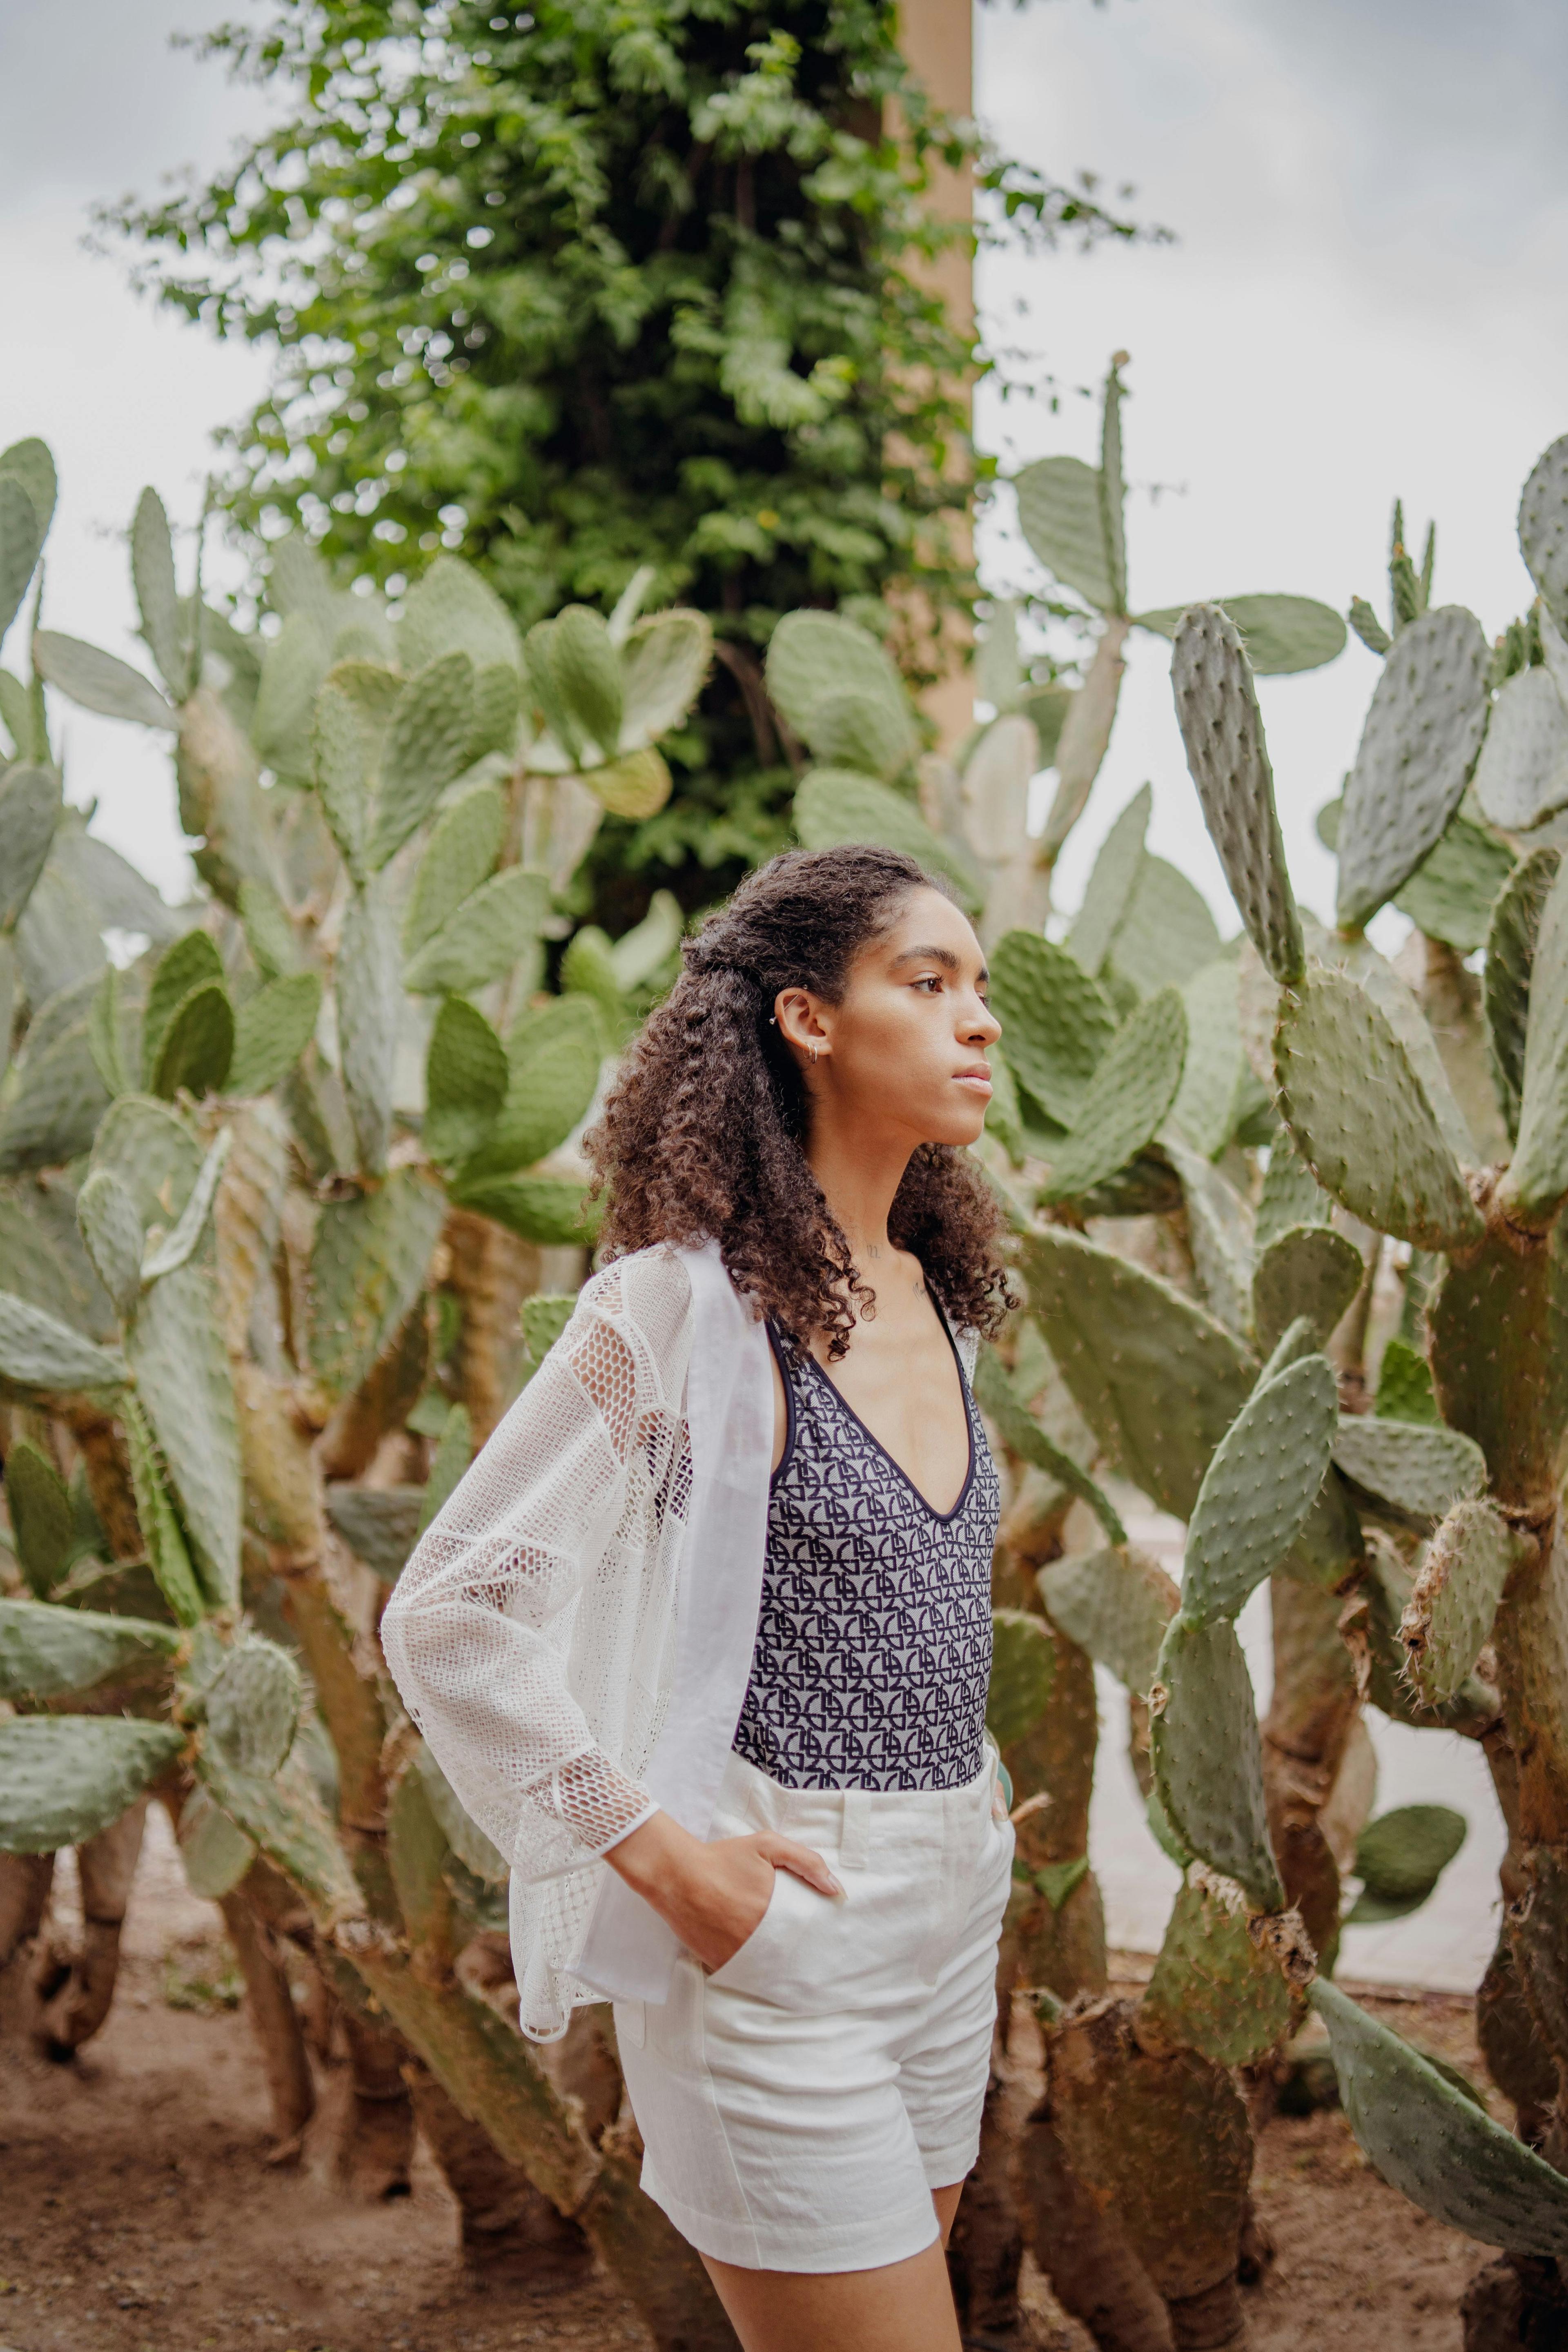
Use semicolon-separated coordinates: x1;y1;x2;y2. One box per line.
805;1107;914;1270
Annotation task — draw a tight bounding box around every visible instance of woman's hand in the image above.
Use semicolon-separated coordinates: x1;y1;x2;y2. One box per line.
605;1809;842;1972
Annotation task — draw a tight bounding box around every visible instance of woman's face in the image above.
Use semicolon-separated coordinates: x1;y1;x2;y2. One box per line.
776;886;1002;1148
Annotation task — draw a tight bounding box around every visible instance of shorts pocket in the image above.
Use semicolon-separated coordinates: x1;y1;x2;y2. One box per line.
704;1864;835;2007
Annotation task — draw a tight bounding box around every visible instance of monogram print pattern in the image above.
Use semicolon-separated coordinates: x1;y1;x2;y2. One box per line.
733;1323;1000;1791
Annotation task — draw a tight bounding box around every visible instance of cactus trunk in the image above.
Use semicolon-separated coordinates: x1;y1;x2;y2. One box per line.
29;1795;148;2057
1262;1579;1361;1963
336;1933;737;2352
1016;2103;1174;2352
218;1874;317;2155
406;2056;595;2279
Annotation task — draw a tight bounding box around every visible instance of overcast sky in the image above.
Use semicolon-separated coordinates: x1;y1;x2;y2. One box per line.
978;0;1568;933
2;0;1567;921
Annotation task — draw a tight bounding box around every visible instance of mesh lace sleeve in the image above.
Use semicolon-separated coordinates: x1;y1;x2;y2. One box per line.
380;1283;663;1879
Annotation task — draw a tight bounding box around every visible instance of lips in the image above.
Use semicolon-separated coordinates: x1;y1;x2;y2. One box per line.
954;1067;993;1093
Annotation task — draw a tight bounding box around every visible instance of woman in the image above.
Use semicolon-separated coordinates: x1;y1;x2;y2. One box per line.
382;843;1016;2351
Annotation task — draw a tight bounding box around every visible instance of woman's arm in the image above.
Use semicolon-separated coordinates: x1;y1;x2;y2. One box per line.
380;1279;659;1876
605;1808;842;1971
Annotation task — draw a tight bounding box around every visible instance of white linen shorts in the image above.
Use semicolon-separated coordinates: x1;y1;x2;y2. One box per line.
613;1745;1015;2274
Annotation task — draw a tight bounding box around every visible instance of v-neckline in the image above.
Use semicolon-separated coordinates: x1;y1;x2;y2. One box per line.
799;1308;977;1524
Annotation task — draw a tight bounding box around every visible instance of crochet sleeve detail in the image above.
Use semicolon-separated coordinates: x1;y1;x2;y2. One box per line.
380;1258;685;1879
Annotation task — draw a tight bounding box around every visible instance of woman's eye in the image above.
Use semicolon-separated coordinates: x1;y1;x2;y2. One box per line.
914;975;942;992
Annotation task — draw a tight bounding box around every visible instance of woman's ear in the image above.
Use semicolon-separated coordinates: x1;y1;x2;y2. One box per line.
774;987;831;1063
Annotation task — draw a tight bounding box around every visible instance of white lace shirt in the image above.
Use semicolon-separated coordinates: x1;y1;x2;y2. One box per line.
380;1238;978;2040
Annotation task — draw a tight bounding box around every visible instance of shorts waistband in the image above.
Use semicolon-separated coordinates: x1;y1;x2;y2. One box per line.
716;1744;998;1867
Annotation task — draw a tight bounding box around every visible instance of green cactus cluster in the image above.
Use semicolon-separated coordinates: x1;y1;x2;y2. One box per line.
929;434;1568;2347
0;440;735;2346
8;391;1568;2350
775;396;1568;2340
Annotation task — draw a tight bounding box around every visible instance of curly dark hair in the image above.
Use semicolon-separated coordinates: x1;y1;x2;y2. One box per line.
587;845;1013;1357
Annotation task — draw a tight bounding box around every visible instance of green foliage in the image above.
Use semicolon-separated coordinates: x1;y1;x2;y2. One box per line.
10;356;1568;2338
203;1633;302;1778
793;766;982;910
1310;1978;1568;2256
1394;809;1516;954
1038;986;1187;1204
0;1290;126;1398
1348;1803;1468;1922
4;1440;77;1595
1374;1335;1440;1425
1485;847;1560;1143
1150;1613;1284;1911
989;932;1115;1126
1170;602;1303;986
1142;1871;1294;2067
0;764;62;929
417;1404;474;1540
1179;1354;1339;1626
0;1597;177;1701
987;1607;1057;1752
1251;1223;1363;1354
109;0;1144;924
975;1345;1127;1546
1022;1228;1254;1521
1037;1544;1177;1695
1500;850;1568;1231
1335;607;1490;931
1066;783;1149;976
460;997;604;1182
521;1294;577;1372
1274;970;1484;1254
310;1172;447;1401
0;1715;185;1854
176;1784;257;1901
1399;1499;1519;1708
423;999;509;1173
1330;1413;1487;1535
325;1483;423;1582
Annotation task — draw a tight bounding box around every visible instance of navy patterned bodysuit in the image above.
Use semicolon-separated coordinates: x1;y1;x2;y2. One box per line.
731;1313;1000;1792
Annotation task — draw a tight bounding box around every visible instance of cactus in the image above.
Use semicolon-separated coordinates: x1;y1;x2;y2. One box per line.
940;434;1568;2345
6;400;1566;2345
764;357;1345;953
0;446;737;2347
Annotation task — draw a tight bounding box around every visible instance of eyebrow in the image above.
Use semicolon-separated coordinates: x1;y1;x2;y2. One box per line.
889;944;989;984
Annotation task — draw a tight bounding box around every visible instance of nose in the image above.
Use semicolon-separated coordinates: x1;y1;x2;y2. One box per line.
966;994;1001;1047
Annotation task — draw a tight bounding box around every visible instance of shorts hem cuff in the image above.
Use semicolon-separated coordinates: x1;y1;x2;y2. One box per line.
640;2164;941;2275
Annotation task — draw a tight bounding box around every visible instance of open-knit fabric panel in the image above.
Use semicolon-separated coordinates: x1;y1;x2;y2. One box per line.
381;1244;697;2037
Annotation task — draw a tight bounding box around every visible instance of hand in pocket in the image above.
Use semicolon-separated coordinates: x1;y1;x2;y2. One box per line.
605;1810;844;1973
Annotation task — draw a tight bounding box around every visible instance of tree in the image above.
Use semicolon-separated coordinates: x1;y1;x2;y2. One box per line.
109;0;1142;929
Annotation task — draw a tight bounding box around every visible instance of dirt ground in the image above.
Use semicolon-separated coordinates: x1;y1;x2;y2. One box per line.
0;1822;1497;2352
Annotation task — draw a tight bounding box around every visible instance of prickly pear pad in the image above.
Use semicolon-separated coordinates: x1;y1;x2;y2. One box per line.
1022;1228;1255;1520
1484;846;1561;1142
1501;849;1568;1230
1140;1871;1294;2068
1170;602;1303;986
1150;1614;1284;1911
1274;968;1483;1253
1250;1223;1364;1354
1335;605;1490;931
1400;1498;1520;1707
1310;1977;1568;2256
1181;1355;1339;1626
0;1715;184;1855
